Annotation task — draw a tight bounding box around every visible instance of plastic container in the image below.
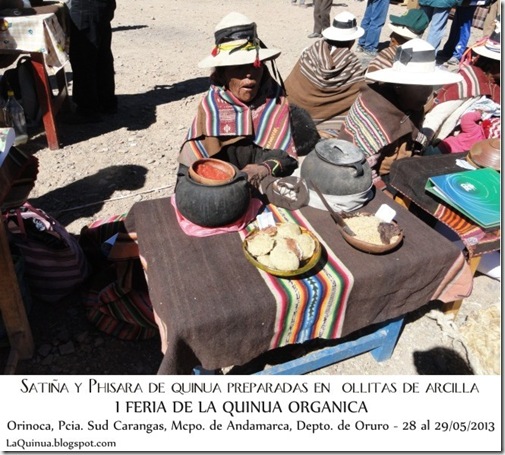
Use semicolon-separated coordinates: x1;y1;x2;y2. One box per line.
4;90;28;145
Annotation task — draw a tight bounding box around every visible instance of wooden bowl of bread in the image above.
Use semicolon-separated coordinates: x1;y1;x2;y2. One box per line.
243;222;321;277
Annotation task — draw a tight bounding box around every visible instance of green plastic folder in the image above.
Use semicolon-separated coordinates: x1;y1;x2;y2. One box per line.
425;167;501;229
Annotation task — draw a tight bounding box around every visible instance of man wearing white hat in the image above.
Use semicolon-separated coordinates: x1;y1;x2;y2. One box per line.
179;12;301;190
284;12;366;122
337;39;462;188
368;8;430;73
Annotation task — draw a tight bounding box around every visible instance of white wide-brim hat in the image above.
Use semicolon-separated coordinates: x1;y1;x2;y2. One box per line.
366;38;463;85
198;12;281;68
322;12;364;41
388;23;421;40
472;43;501;61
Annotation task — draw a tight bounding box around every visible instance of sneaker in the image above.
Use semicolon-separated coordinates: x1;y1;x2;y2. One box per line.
363;48;378;57
446;56;460;65
308;32;322;38
356;45;364;53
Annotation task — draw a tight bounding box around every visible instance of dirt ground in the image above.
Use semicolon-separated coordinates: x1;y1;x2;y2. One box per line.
1;0;501;376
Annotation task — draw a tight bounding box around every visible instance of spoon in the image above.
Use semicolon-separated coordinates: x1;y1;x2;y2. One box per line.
309;180;356;237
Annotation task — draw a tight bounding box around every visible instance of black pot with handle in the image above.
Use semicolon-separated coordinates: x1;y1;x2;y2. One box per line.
175;164;251;227
301;138;373;196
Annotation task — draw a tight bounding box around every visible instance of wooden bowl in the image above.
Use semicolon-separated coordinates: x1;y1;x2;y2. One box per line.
243;226;322;277
340;212;403;254
468;139;500;171
188;158;236;186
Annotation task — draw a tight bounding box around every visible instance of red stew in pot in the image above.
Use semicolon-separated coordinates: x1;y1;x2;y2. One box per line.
194;162;232;180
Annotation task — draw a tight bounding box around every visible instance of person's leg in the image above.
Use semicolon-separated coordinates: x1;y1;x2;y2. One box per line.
361;0;389;52
319;0;332;31
96;3;117;112
69;19;100;113
358;0;374;48
439;8;461;60
424;7;450;51
452;5;477;59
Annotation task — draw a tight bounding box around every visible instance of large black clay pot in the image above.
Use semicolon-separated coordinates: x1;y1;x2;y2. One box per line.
175;164;251;227
301;138;372;195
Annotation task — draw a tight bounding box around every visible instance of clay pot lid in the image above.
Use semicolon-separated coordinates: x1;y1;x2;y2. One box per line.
468;139;501;171
315;139;365;166
189;158;236;186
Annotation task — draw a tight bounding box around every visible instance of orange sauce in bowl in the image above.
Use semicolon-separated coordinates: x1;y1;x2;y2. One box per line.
194;162;232;180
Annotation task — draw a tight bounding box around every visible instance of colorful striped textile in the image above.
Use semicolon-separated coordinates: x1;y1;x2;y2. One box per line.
433;203;500;256
435;64;500;104
338;85;420;179
80;215;157;341
179;74;296;167
241;205;354;349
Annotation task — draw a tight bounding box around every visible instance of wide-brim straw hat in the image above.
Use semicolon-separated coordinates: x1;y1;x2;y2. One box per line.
366;38;463;85
322;12;364;41
198;12;281;68
388;23;421;40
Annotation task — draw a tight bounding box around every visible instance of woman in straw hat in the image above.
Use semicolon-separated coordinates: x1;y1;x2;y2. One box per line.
178;12;305;189
336;38;462;189
284;12;366;124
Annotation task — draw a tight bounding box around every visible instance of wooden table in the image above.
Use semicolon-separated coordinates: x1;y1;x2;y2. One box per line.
388;153;500;316
0;5;69;150
0;146;35;374
125;190;473;375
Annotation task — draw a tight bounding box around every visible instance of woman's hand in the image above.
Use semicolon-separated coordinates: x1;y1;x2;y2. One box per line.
242;163;270;188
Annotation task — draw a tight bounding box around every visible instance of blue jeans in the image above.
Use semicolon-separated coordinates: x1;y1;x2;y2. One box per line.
440;6;477;60
358;0;389;51
421;6;450;52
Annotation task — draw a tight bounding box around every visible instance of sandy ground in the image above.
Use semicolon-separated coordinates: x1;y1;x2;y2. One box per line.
3;0;500;376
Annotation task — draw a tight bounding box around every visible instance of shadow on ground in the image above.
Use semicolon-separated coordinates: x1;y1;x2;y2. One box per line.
29;164;148;227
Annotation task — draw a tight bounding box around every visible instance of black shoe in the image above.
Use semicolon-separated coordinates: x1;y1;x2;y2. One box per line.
308;32;322;38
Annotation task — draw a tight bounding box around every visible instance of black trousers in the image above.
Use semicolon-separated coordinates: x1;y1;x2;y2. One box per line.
68;0;117;112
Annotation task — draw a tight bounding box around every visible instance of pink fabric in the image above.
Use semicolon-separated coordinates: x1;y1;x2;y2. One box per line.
440;111;486;154
170;194;263;237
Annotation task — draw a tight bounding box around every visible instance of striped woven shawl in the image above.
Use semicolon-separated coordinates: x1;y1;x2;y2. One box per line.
284;41;365;120
179;77;296;167
367;45;397;73
338;85;421;178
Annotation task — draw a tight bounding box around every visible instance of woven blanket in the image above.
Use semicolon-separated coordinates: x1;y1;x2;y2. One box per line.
389;153;500;256
241;205;353;348
435;65;500;104
284;41;365;120
179;75;296;167
125;191;472;374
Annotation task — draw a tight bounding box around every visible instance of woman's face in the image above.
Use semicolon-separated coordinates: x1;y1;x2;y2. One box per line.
394;84;434;111
222;63;265;103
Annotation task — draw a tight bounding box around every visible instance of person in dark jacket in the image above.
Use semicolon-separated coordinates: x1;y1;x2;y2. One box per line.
66;0;117;122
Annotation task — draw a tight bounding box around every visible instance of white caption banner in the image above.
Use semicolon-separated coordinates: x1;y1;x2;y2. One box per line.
1;375;501;452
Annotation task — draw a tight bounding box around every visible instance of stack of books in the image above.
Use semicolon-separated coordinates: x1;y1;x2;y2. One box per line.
425;168;500;229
